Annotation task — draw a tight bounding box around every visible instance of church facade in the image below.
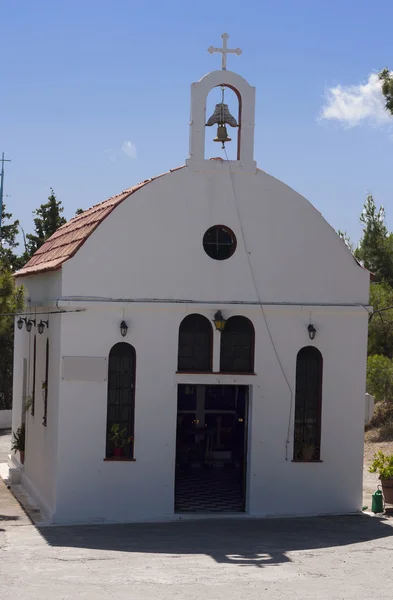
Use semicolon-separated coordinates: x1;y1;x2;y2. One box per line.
10;35;370;524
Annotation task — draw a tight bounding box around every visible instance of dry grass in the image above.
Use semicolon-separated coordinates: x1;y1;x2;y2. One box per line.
364;426;393;468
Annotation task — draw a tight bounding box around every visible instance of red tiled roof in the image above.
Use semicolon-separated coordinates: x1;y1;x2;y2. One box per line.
15;166;185;278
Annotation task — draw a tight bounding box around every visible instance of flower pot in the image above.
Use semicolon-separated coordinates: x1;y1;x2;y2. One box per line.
381;478;393;505
113;447;124;458
19;451;25;465
301;447;315;461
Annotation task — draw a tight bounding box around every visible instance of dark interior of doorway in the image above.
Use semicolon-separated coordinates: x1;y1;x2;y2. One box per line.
175;384;248;513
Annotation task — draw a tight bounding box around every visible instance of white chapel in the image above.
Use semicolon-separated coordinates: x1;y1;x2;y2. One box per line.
10;34;370;524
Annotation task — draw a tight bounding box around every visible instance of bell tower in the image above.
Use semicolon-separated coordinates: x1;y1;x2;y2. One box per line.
186;33;257;173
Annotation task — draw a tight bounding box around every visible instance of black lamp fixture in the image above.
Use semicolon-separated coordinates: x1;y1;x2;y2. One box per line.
308;323;317;341
26;319;36;333
213;310;227;332
37;320;49;335
120;320;128;337
17;317;27;330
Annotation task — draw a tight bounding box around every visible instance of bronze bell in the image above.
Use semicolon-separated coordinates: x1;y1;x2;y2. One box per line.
213;124;231;146
206;103;238;127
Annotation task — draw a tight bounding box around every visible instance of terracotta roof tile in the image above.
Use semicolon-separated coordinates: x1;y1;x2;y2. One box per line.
16;165;185;278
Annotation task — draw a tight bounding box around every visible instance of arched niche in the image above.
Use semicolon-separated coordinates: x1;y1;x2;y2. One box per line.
187;70;256;172
205;85;240;160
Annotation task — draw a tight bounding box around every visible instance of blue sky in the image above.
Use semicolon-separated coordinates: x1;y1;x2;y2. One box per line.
1;0;392;247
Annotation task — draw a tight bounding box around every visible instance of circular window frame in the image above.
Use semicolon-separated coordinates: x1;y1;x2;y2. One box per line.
203;225;237;261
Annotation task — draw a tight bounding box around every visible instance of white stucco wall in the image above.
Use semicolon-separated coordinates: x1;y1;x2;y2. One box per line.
17;271;62;305
0;410;12;428
60;165;369;306
44;300;368;524
11;302;61;518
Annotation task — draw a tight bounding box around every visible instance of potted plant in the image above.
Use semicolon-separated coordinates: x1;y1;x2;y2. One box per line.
109;424;132;458
369;451;393;504
300;441;316;461
11;423;25;465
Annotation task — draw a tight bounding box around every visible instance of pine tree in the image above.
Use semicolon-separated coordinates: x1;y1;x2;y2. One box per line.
0;204;22;271
355;194;393;283
24;188;66;260
379;68;393;116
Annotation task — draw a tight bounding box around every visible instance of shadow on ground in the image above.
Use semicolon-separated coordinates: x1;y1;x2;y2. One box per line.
37;514;393;568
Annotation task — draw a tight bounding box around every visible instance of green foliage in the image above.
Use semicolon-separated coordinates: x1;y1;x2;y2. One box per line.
368;284;393;357
337;229;354;253
379;68;393;116
0;262;24;409
355;194;393;283
11;423;25;452
369;450;393;480
0;204;24;271
24;188;66;260
366;355;393;402
109;424;133;448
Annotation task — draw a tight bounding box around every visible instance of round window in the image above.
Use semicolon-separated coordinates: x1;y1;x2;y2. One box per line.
203;225;237;261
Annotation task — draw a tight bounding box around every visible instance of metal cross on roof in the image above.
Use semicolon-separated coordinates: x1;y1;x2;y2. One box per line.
207;33;242;70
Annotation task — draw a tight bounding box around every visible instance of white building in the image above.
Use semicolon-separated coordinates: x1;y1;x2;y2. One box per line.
10;35;370;524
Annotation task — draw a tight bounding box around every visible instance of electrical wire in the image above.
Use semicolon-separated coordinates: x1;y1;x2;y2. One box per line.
223;146;294;460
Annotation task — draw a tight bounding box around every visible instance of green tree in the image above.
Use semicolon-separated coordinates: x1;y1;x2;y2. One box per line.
368;283;393;357
355;194;393;283
366;355;393;402
0;204;22;271
24;188;66;259
337;229;354;253
0;262;24;409
379;68;393;115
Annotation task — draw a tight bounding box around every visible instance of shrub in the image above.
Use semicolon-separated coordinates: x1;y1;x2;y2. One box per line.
366;354;393;402
366;400;393;429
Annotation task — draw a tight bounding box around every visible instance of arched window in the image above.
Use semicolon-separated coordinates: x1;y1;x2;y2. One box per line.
220;316;255;373
177;314;213;372
106;342;136;459
293;346;323;462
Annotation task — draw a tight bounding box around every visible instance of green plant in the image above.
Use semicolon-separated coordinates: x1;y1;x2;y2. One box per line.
11;423;25;452
23;396;33;413
369;451;393;480
109;424;132;448
367;355;393;402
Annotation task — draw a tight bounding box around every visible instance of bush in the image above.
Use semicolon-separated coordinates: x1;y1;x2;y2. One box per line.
366;354;393;402
366;400;393;429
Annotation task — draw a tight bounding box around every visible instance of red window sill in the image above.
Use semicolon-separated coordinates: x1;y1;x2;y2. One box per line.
103;457;136;462
291;459;323;463
176;371;256;375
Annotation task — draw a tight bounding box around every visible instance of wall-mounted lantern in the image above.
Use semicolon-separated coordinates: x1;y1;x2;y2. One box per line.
26;319;36;333
37;320;49;335
120;320;129;337
213;310;227;332
17;317;27;330
308;324;317;341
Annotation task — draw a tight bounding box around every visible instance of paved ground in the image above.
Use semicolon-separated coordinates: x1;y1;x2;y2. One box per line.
0;428;11;463
0;507;393;599
1;430;393;599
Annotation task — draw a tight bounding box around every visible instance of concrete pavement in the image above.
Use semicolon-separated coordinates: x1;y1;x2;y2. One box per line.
0;429;11;464
1;511;393;599
1;430;393;599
